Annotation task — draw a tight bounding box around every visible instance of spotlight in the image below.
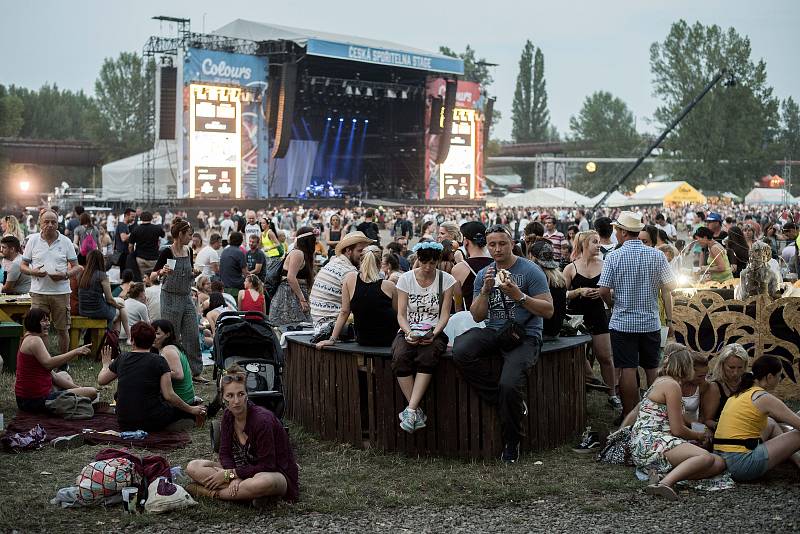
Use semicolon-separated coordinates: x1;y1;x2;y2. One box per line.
354;87;361;96
352;118;357;123
327;117;332;121
346;86;353;96
386;89;397;99
339;118;344;122
364;119;369;123
342;80;348;88
401;90;408;100
365;87;373;97
325;78;330;87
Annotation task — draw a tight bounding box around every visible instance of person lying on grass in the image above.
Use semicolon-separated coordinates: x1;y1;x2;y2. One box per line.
714;355;800;482
185;364;299;505
97;321;205;431
629;343;726;500
14;307;97;414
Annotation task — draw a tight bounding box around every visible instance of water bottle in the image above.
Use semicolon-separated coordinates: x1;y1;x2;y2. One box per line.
0;413;4;431
120;430;148;440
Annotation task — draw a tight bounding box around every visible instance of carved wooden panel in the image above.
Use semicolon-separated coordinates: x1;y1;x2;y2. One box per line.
672;292;800;381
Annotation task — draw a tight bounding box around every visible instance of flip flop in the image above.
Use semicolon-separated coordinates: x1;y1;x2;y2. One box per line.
646;483;679;501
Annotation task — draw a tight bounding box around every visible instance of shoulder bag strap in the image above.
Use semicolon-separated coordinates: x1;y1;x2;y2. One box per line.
437;269;444;317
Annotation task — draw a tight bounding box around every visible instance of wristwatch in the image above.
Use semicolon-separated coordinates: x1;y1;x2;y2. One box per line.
516;295;527;306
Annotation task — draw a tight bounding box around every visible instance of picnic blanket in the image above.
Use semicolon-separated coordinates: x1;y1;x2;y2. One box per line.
2;412;192;451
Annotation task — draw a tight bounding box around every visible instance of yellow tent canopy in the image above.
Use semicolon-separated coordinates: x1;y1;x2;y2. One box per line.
629;181;706;205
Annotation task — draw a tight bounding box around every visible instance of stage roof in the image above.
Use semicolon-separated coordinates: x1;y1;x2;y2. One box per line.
214;19;464;75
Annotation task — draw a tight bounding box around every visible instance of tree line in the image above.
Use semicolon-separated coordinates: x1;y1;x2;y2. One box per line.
445;20;800;195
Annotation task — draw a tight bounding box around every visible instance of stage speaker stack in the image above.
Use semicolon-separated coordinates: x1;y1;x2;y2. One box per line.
271;62;298;159
435;79;458;164
158;66;177;140
264;64;281;135
429;96;444;134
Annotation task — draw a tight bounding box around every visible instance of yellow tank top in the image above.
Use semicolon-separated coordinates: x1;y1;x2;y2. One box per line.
262;233;280;257
714;386;767;453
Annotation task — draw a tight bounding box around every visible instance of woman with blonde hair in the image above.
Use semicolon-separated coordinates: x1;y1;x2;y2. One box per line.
438;222;465;263
631;343;725;500
563;230;619;410
702;343;749;430
316;244;398;348
3;215;26;243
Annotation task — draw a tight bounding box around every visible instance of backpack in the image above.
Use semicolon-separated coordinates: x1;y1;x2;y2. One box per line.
144;477;196;513
76;457;137;504
263;257;286;310
45;391;95;420
80;230;98;256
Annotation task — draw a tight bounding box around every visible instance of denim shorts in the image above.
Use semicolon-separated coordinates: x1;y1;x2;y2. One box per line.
719;443;769;481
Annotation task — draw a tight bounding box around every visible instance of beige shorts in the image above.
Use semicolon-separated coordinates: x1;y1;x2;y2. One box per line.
31;293;71;331
136;257;157;276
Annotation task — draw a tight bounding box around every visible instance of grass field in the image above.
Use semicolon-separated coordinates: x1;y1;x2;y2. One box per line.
1;349;798;532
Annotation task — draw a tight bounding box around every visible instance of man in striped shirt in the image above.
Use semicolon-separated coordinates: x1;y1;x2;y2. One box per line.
543;216;565;261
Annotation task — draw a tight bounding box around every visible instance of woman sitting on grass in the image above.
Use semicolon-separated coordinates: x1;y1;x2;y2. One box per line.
14;308;96;414
238;274;266;316
97;321;205;431
630;343;725;500
392;241;454;433
185;364;299;504
701;343;749;430
681;352;713;424
152;319;196;406
714;355;800;481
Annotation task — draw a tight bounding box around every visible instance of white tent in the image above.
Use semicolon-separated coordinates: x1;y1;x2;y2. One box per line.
589;191;631;208
744;188;796;205
486;174;522;188
102;141;177;201
498;187;591;207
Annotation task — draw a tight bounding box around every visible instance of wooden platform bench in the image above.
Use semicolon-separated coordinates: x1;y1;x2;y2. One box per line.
283;334;590;459
69;316;108;357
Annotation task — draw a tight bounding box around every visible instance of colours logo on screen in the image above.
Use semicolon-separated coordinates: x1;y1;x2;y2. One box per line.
201;58;252;81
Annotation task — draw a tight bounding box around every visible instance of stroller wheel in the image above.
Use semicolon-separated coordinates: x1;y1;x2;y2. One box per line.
210;419;221;453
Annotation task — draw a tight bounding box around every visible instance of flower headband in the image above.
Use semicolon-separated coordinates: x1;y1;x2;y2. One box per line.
412;241;444;253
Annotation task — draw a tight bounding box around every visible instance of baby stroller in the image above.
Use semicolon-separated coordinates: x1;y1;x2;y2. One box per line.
208;311;285;451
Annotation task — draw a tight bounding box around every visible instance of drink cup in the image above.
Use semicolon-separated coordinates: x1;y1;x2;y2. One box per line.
195;410;207;428
166;258;177;269
121;487;138;513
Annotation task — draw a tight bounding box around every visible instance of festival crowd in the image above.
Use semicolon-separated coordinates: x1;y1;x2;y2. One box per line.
6;199;800;503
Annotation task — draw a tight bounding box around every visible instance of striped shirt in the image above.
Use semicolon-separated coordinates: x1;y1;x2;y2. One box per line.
598;240;675;333
544;230;565;261
309;254;357;332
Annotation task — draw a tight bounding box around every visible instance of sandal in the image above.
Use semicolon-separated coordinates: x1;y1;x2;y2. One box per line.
646;483;679;501
192;376;211;384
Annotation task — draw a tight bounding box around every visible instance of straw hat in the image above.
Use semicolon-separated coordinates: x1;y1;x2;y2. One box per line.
612;211;644;232
335;231;375;255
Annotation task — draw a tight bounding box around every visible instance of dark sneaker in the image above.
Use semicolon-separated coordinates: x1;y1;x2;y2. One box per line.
608;395;623;411
500;441;520;464
572;427;600;454
51;434;84;450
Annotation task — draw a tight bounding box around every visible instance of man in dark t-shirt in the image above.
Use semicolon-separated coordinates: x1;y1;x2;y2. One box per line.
356;208;381;245
220;232;248;294
246;234;268;283
128;211;165;277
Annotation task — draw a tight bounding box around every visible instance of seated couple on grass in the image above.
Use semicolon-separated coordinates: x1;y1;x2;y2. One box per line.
185;365;299;505
14;308;97;414
97;321;206;431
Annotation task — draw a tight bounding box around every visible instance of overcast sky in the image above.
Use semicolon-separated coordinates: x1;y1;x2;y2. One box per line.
1;0;797;141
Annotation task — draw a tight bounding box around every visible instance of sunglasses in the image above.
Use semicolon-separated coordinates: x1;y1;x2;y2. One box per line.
221;374;245;384
486;225;512;236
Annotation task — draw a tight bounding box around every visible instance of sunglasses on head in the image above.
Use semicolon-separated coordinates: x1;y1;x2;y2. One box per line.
221;373;245;384
486;225;511;236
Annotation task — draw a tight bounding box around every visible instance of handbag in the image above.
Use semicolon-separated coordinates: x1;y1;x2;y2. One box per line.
263;257;286;300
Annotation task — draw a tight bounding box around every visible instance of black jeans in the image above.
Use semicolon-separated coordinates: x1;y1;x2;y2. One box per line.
452;327;542;444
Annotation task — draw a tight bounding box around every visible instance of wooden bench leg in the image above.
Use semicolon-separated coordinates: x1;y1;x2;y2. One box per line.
69;328;80;351
90;328;104;359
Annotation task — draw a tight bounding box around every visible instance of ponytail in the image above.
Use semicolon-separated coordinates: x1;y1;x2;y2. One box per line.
360;245;381;283
734;372;756;396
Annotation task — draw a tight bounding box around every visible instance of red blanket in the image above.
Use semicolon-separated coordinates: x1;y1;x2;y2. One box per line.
2;412;192;451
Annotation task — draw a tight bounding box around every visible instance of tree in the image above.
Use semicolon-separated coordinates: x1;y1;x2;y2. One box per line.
650;20;779;194
0;85;24;137
439;45;502;131
90;51;154;161
568;91;645;195
511;40;534;143
510;41;551;144
779;97;800;158
8;83;95;140
530;47;550;141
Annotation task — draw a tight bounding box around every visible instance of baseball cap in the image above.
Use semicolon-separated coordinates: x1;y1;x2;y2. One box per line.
706;212;723;223
460;221;486;241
